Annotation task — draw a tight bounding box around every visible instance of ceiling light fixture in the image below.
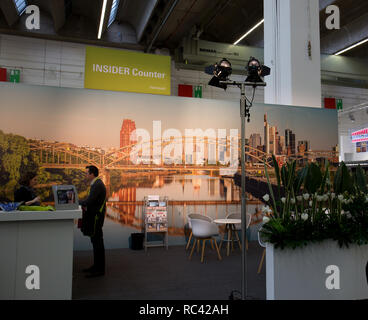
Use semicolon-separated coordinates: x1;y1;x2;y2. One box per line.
334;37;368;56
98;0;108;39
13;0;27;15
108;0;120;27
233;19;264;46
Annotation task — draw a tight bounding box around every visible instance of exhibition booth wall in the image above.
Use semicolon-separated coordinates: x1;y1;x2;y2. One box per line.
0;82;338;250
0;34;368;107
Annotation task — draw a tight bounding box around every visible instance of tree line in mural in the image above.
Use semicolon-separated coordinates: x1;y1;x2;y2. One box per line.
0;130;152;203
0;130;89;202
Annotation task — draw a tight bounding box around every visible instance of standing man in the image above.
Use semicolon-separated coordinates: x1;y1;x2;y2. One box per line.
80;165;106;278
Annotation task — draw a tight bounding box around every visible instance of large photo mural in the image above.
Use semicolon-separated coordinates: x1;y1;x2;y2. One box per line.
0;83;338;249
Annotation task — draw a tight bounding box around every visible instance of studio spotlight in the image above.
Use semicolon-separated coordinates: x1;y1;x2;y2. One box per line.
206;58;232;90
203;55;270;301
245;57;271;83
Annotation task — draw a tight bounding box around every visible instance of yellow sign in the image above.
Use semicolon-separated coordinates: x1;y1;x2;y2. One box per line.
84;46;171;95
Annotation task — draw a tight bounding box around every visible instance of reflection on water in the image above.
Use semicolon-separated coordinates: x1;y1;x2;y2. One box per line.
74;174;263;250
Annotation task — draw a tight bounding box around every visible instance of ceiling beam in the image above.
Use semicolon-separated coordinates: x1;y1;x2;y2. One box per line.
0;27;144;51
145;0;179;52
136;0;158;42
24;0;66;32
197;0;232;38
321;11;368;54
118;0;158;43
0;0;19;27
0;0;139;47
48;0;66;32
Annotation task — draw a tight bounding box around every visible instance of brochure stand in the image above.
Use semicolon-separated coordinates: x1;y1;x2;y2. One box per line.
143;195;168;251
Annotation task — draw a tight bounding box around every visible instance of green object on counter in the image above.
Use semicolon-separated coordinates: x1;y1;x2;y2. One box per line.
18;205;55;211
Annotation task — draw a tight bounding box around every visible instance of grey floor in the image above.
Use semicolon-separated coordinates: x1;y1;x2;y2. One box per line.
72;241;266;300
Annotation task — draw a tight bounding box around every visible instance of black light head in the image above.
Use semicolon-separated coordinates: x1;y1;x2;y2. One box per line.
206;58;232;90
246;57;271;83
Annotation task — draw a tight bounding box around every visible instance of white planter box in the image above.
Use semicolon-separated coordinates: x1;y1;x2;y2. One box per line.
266;240;368;300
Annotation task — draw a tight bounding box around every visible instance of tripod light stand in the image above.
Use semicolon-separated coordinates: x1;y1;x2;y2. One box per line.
206;57;270;300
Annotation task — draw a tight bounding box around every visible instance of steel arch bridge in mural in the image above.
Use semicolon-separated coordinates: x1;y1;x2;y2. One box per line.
28;138;338;173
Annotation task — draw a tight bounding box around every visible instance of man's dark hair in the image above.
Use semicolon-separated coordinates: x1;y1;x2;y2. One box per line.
86;165;99;177
19;171;37;186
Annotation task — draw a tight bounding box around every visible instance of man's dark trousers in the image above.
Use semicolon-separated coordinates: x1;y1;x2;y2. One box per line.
91;219;105;272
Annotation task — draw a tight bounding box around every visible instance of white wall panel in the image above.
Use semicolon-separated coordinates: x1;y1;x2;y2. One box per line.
0;34;367;110
0;34;85;88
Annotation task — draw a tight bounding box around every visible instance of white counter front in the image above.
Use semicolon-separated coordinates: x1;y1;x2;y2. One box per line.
0;209;82;300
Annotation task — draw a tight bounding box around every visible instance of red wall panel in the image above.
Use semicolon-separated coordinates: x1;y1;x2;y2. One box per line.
178;84;193;97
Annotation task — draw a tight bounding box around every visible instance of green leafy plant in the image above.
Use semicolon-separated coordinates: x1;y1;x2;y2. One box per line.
260;157;368;250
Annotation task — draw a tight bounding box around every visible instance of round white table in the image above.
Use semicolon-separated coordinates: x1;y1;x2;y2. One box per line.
214;218;242;256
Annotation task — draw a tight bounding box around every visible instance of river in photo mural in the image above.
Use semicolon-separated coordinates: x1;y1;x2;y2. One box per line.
74;173;263;250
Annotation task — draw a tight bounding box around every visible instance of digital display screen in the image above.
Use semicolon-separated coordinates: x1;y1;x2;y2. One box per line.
56;189;76;204
149;201;159;207
352;128;368;143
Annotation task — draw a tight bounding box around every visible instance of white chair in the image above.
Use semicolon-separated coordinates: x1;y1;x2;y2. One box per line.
185;214;212;251
189;218;222;263
220;212;252;252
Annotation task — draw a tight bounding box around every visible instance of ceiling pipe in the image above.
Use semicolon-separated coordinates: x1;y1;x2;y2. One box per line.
146;0;179;53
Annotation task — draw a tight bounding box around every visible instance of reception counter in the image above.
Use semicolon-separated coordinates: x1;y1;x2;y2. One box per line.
0;209;82;300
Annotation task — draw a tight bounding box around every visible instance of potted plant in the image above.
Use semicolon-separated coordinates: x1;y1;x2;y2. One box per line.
260;156;368;300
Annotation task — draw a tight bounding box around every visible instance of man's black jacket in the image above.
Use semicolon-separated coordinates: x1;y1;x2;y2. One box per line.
80;178;106;236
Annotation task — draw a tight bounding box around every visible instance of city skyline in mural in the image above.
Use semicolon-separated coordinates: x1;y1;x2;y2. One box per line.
0;83;338;153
